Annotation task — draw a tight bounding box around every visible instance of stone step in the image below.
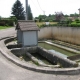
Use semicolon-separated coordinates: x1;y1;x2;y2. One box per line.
53;40;80;51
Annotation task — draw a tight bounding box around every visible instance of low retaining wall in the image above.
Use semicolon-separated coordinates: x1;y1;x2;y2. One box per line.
11;46;78;68
38;27;80;45
7;44;22;49
11;47;37;56
4;37;15;44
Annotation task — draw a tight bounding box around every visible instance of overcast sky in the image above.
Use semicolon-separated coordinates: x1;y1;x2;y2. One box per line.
0;0;80;17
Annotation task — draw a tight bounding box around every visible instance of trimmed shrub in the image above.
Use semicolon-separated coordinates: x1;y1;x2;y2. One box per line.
76;23;80;27
0;19;14;26
0;17;17;26
70;22;77;27
75;19;79;22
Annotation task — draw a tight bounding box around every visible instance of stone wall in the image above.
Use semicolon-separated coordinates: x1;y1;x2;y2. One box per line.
37;47;78;68
11;47;37;56
10;46;78;68
38;27;80;45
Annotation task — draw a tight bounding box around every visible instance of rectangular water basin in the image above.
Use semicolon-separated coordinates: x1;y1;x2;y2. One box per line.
38;42;79;57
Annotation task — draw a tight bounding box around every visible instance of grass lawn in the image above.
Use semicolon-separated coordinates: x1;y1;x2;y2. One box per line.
36;22;58;26
0;26;12;30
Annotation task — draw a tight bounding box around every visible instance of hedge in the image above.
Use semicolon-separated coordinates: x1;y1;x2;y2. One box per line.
0;17;17;26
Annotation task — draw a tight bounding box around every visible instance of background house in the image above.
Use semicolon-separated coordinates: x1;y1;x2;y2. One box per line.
16;20;39;47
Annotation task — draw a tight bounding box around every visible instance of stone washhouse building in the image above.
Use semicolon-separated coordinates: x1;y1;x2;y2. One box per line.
16;20;39;47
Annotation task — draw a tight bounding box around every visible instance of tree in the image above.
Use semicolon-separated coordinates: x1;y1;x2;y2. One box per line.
11;0;25;20
69;13;79;17
39;17;42;22
74;13;79;17
28;5;33;20
0;16;1;20
64;14;69;17
70;14;75;17
55;12;64;22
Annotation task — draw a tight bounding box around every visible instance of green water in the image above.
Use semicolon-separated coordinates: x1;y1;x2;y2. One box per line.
38;42;78;57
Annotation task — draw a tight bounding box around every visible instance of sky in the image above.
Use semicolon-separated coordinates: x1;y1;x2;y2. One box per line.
0;0;80;18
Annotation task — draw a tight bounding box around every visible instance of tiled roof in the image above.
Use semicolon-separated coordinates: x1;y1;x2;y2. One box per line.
16;20;39;31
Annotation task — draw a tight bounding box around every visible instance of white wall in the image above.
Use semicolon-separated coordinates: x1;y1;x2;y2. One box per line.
38;27;80;45
23;31;38;46
38;27;52;39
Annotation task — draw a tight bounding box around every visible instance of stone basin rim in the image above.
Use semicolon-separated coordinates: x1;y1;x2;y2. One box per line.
0;37;80;75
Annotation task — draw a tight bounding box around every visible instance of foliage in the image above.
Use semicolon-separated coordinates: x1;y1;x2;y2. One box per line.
39;18;42;22
28;5;33;20
0;16;1;20
55;12;64;22
58;20;80;27
37;19;80;28
0;20;13;26
10;16;17;23
11;0;25;20
64;14;69;17
70;22;80;27
44;19;49;22
59;19;72;26
35;14;55;22
70;13;79;17
0;17;17;26
35;13;80;23
75;19;80;23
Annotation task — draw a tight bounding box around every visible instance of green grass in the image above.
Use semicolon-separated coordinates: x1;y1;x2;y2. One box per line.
0;26;12;30
36;22;58;26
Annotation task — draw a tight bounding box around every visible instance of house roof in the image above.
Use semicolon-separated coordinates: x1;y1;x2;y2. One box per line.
16;20;39;31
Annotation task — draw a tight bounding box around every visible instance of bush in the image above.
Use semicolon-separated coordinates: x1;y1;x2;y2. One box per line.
5;24;9;27
45;19;49;22
0;17;17;26
76;23;80;27
75;19;79;22
65;19;72;24
35;19;37;22
0;21;5;26
70;22;77;27
76;21;80;23
8;19;14;26
39;18;42;22
0;19;15;26
68;21;80;27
